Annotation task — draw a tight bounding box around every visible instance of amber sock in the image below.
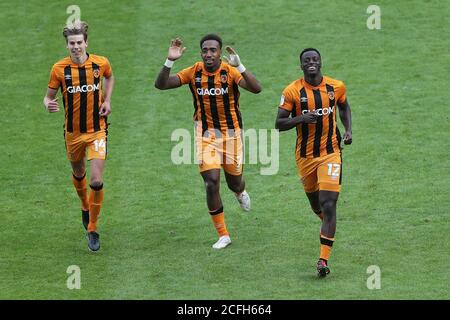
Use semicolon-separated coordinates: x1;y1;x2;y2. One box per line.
88;184;104;232
209;207;229;237
319;234;335;262
72;173;89;211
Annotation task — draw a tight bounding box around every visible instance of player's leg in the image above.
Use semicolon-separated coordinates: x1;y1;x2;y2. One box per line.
70;158;87;208
201;168;222;210
224;172;250;212
66;132;90;230
200;169;230;249
85;131;107;252
197;129;231;249
301;169;323;220
298;158;330;276
305;191;323;221
200;169;228;237
316;190;338;277
84;158;105;252
319;190;338;238
70;159;90;229
315;153;342;277
224;172;245;194
223;133;250;211
88;159;105;231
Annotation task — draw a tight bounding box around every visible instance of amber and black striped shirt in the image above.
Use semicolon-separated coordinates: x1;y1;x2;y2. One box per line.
48;53;112;133
280;76;346;159
177;62;243;136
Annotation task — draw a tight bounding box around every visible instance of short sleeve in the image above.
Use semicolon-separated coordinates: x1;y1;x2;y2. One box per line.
228;65;243;85
336;81;347;103
279;87;295;113
48;65;60;90
177;65;196;85
103;58;112;78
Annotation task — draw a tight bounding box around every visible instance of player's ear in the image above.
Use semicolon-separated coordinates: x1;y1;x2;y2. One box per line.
85;40;88;48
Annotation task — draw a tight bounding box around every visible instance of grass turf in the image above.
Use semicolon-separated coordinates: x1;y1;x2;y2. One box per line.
0;0;449;299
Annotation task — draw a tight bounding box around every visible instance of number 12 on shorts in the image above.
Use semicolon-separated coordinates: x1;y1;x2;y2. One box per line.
327;163;340;177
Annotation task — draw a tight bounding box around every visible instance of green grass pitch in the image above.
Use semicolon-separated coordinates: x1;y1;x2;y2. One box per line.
0;0;449;299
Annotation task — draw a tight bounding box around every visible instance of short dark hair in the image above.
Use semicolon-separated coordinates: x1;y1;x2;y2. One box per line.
300;48;321;61
200;34;222;49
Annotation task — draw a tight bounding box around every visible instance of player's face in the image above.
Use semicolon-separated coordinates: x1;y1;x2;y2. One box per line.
301;51;321;76
201;40;221;71
66;34;88;60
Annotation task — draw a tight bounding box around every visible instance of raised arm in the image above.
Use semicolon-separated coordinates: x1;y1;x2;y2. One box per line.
154;37;186;90
43;88;59;113
337;98;352;144
223;46;261;94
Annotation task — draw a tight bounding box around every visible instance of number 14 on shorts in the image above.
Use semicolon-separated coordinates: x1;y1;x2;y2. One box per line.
327;163;340;177
94;139;106;152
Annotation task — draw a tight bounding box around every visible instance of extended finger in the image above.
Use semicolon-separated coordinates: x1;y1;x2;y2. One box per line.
225;46;236;55
174;37;183;46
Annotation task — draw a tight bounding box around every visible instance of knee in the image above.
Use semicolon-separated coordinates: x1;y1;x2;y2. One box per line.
320;199;336;215
204;177;220;193
73;169;86;178
90;180;103;189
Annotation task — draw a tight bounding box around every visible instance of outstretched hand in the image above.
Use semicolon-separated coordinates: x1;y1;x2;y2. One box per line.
222;46;241;67
168;37;186;61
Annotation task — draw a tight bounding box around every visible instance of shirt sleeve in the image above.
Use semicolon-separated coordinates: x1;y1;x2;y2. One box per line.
229;65;243;85
176;64;196;85
336;81;347;103
279;86;295;113
48;65;60;90
103;58;112;78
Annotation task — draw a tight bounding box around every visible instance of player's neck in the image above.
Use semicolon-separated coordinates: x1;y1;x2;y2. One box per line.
204;62;221;73
71;53;88;65
304;73;323;87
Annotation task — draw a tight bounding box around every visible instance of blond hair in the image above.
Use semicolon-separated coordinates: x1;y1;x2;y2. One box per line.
63;21;88;42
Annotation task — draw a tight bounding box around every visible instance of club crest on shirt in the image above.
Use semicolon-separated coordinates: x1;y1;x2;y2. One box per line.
328;91;335;100
220;74;228;83
93;69;100;78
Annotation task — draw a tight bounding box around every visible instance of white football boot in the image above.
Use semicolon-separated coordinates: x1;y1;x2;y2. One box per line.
212;235;232;249
235;190;251;212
